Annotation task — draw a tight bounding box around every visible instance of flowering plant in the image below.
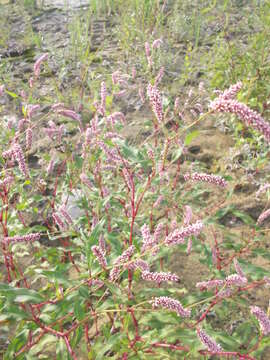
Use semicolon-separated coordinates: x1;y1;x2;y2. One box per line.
0;51;270;360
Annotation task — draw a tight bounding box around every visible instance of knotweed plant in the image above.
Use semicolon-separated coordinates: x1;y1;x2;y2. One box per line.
0;52;269;360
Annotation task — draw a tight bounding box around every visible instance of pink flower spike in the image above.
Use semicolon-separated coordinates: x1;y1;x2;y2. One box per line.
264;276;270;287
128;259;149;272
225;274;247;287
250;306;270;335
145;42;151;57
80;173;92;189
112;70;120;85
98;235;106;253
59;205;73;226
154;67;165;86
56;109;82;129
27;104;40;119
29;77;34;88
0;176;13;190
153;222;164;243
26;128;33;150
151;296;190;317
197;328;223;353
196;279;224;291
109;266;121;282
147;84;163;123
142;270;179;285
141;224;152;250
91;245;107;269
0;85;5;96
100;81;107;113
257;208;270;225
219;81;242;101
233;258;245;278
184;172;227;187
152;38;163;49
51;103;65;111
3;233;40;245
34;53;49;78
114;245;135;266
12;144;29;177
165;220;203;246
52;212;66;231
209;94;270;142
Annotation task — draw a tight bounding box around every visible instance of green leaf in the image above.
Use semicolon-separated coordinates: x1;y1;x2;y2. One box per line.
74;300;86;321
0;283;44;303
184;130;199;146
5;90;18;98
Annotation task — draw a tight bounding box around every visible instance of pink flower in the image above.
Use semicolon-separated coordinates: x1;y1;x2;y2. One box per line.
100;81;107;114
98;235;106;253
233;258;245;278
145;42;151;57
34;53;49;78
107;112;125;126
26;128;32;150
26;104;40;119
109;266;121;282
128;259;149;272
0;85;5;96
109;246;135;282
12;144;29;177
154;67;165;86
209;92;270;142
152;38;163;49
153;222;164;243
46;159;54;175
219;81;242;100
250;306;270;335
147;84;163;123
164;220;203;246
225;274;247;287
112;70;120;84
59;205;73;225
256;183;270;198
141;224;152;250
0;176;13;190
114;245;135;266
142;270;179;285
257;208;270;225
197;328;223;353
174;97;180;111
55;109;82;129
52;212;66;230
3;233;40;245
92;245;107;268
196;279;224;291
153;195;164;208
152;296;191;317
264;276;270;287
184;172;227;187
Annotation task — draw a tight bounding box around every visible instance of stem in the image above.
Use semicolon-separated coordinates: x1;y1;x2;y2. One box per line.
64;335;78;360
